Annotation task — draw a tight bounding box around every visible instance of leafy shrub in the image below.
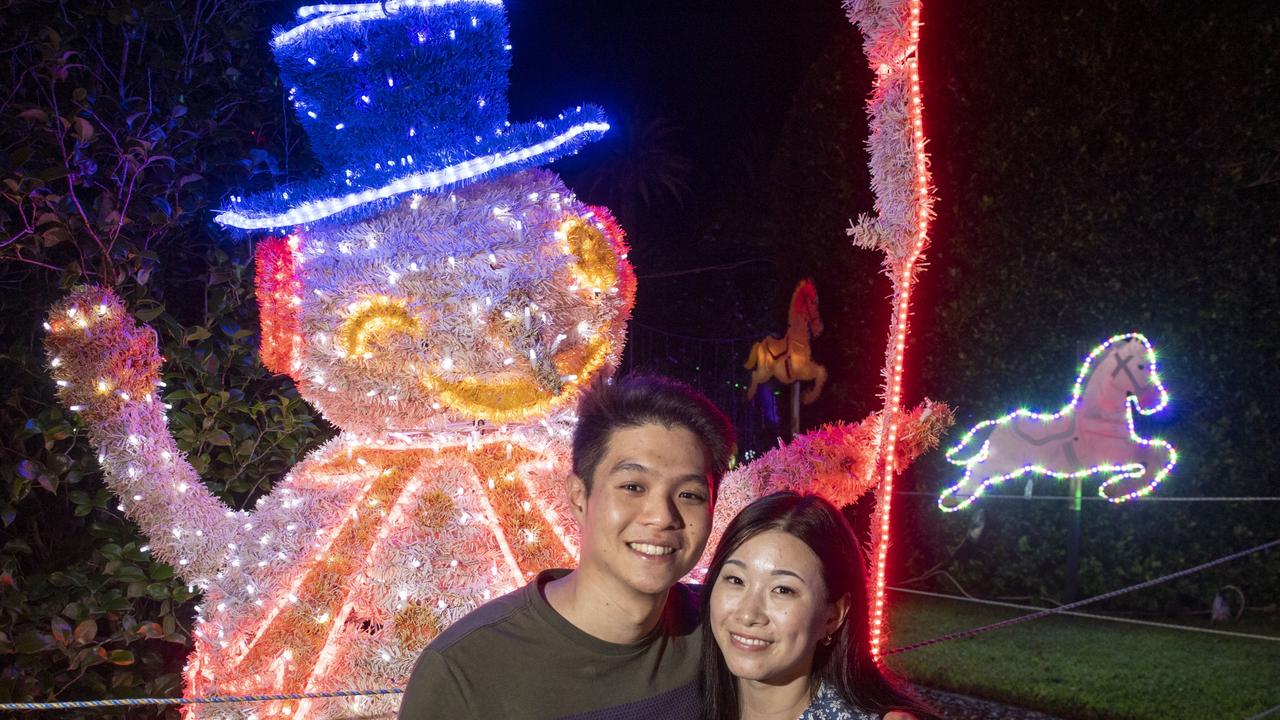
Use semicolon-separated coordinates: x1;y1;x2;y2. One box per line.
0;0;329;712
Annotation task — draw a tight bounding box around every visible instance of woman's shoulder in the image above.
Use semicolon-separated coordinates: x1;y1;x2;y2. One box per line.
798;682;882;720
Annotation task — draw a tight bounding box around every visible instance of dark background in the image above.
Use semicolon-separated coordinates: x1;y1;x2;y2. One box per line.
1;0;1276;708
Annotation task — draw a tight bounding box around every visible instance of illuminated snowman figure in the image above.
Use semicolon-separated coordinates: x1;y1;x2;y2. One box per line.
45;3;955;717
47;2;632;717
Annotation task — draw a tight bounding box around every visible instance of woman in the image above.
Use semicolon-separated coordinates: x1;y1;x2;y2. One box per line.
701;492;936;720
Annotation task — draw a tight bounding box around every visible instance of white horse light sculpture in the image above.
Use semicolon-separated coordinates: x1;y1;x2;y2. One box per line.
939;333;1178;511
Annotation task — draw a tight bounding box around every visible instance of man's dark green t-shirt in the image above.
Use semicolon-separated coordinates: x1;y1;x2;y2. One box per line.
397;569;703;719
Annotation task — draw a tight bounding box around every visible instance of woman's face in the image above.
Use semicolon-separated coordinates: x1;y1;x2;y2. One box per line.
709;530;847;686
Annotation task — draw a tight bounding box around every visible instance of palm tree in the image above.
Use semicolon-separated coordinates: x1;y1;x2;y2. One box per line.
571;113;692;227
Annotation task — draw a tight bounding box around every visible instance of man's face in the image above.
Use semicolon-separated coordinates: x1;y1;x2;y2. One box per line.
571;423;714;598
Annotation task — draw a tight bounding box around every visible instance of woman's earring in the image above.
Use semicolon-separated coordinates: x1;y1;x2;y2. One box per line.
821;633;834;646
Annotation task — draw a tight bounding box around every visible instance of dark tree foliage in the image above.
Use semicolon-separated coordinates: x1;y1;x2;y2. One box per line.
0;0;329;712
767;1;1278;613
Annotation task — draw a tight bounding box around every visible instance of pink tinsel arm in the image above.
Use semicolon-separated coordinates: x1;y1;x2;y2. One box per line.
695;400;953;575
45;286;240;583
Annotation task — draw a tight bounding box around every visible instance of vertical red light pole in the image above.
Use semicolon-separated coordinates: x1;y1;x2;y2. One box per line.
847;0;933;662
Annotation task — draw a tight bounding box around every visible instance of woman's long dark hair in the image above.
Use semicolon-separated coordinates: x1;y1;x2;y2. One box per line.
699;492;937;720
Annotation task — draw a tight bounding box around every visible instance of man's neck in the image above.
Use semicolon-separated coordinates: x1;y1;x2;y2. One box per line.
543;568;670;644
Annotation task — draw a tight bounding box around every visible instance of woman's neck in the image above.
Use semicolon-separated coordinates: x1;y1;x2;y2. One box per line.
737;675;815;720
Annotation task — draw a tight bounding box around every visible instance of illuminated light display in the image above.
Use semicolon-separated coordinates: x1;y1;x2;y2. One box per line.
336;296;420;359
215;1;609;231
939;333;1177;511
255;235;304;374
276;0;506;48
559;215;620;292
843;0;934;661
46;174;626;716
44;203;931;717
428;335;614;423
215;122;609;230
41;0;956;713
703;401;954;577
43;0;634;710
745;279;828;405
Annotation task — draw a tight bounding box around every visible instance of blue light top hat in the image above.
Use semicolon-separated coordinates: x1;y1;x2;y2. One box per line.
215;0;609;230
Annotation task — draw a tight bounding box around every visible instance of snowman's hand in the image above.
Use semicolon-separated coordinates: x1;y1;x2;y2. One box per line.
890;399;955;470
46;286;239;582
697;422;877;574
693;401;953;575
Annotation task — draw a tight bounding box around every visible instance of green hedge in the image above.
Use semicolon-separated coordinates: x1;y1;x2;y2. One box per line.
0;1;330;711
756;2;1280;612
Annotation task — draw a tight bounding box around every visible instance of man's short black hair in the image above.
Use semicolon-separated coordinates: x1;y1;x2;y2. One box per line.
572;374;736;499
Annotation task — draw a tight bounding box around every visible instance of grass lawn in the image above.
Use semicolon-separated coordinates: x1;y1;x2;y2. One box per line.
883;592;1280;720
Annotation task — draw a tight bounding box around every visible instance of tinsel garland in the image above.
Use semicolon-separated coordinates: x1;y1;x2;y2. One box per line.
843;0;935;658
702;400;954;580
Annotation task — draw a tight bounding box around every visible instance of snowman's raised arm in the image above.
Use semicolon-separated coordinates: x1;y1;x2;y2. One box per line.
696;400;954;574
45;286;241;584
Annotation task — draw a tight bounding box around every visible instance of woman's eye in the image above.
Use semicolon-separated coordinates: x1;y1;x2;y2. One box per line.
620;483;643;493
720;574;743;586
773;586;797;596
679;491;707;503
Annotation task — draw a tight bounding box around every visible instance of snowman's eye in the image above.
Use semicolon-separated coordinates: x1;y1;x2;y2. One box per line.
337;296;420;360
559;211;620;293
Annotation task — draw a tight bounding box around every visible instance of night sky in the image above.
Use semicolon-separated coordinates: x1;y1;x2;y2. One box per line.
506;0;847;220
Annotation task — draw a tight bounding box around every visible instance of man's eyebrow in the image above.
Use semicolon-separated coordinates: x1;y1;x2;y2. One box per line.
609;459;648;474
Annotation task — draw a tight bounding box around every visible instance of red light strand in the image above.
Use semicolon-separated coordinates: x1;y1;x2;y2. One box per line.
868;0;930;662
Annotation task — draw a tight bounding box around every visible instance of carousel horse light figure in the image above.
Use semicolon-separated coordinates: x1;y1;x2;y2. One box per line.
745;279;828;405
939;332;1178;512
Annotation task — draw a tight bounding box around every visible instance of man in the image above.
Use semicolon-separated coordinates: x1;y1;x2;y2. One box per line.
398;374;736;719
